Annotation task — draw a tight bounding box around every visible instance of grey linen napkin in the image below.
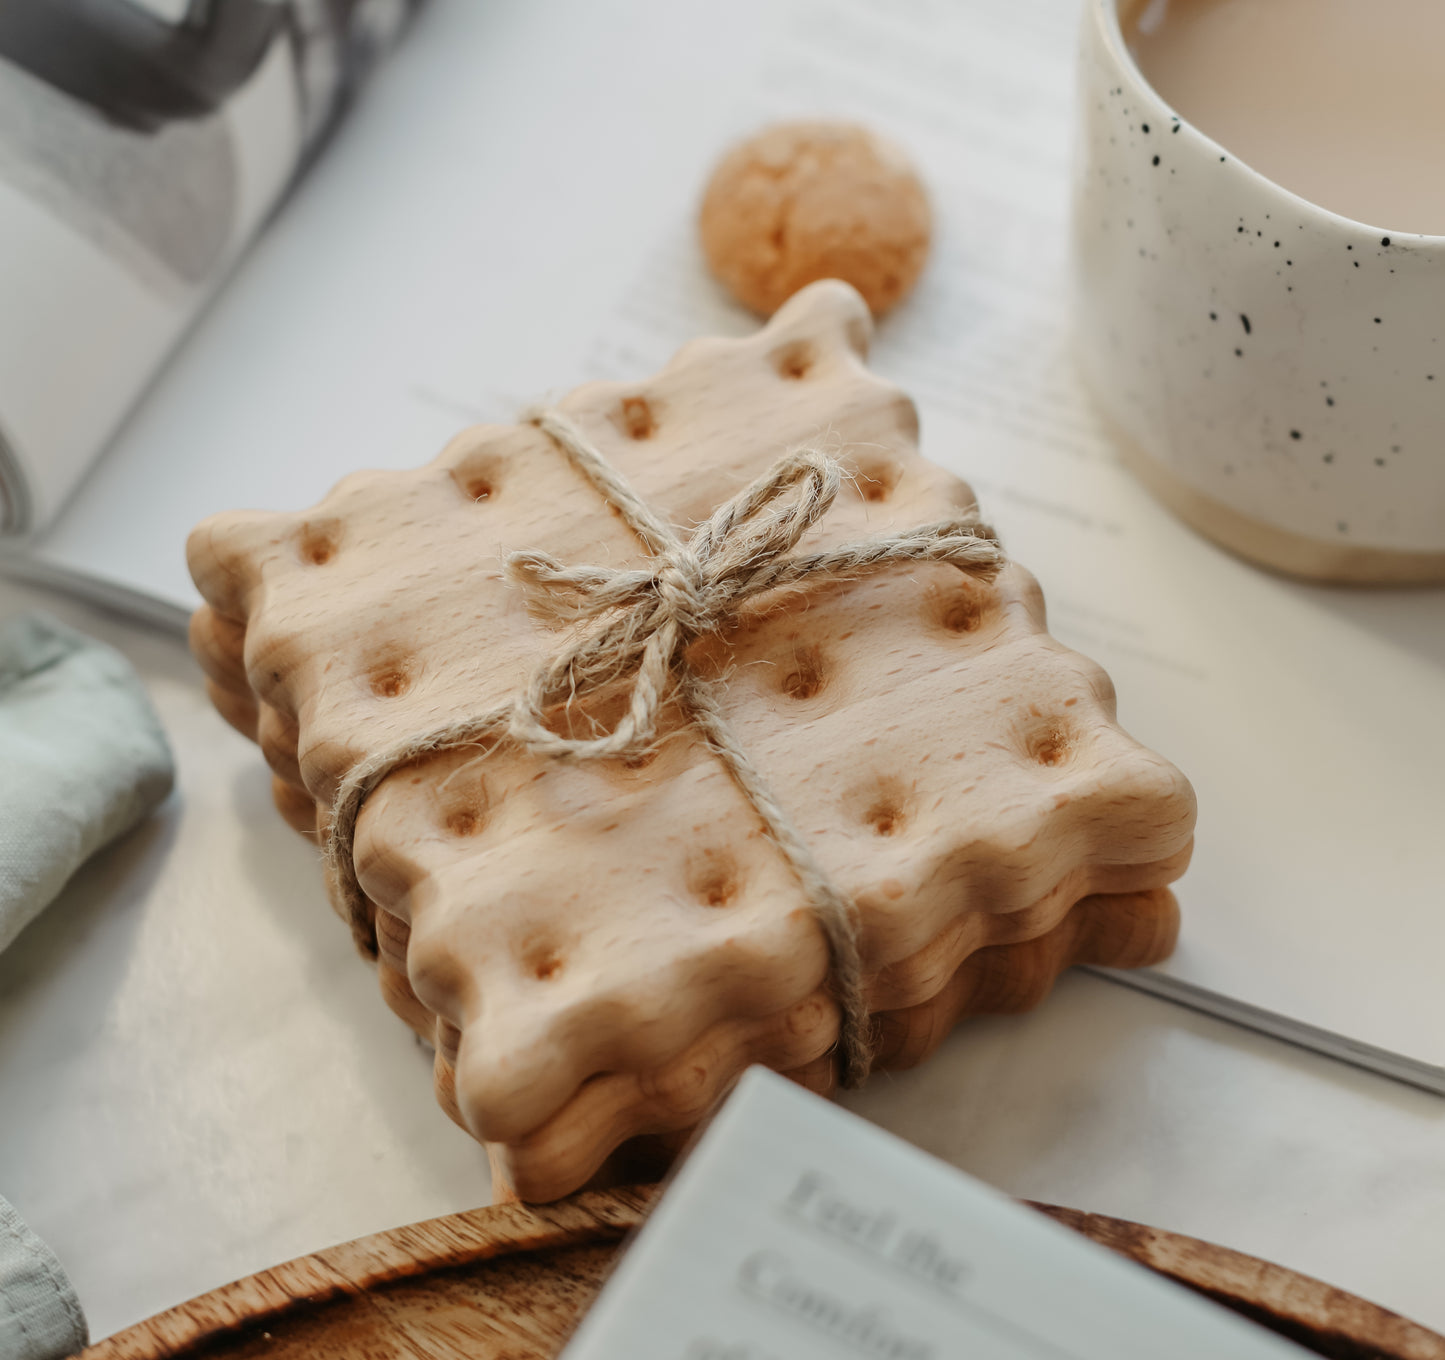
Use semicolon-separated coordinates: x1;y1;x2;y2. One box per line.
0;1198;87;1360
1;610;175;1358
0;611;173;952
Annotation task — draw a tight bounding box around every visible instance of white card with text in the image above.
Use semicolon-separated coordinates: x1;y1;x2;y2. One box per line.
563;1068;1309;1359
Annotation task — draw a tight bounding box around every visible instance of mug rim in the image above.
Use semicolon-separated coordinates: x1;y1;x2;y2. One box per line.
1090;0;1445;246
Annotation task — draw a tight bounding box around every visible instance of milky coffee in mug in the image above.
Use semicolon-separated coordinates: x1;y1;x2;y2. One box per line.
1130;0;1445;238
1073;0;1445;582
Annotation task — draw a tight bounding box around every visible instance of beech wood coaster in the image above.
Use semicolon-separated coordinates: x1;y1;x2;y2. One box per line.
81;1188;1445;1359
187;280;1196;1200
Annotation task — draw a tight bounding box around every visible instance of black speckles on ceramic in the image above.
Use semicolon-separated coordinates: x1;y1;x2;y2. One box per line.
1071;0;1445;558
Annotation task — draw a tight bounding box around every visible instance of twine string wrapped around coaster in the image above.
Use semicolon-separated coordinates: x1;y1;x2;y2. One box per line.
325;407;1003;1087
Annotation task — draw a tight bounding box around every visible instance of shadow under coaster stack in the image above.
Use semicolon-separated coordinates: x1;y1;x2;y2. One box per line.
187;280;1196;1202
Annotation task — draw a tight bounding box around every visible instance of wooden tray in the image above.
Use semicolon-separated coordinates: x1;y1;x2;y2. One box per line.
82;1187;1445;1359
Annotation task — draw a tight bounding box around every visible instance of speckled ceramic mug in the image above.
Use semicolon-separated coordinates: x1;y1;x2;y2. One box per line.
1072;0;1445;583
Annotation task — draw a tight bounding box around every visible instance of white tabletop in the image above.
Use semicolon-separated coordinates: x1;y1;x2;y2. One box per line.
1;573;1442;1343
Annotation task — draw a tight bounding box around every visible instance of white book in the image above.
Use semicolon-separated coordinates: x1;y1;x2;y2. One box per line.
0;0;421;549
3;0;1442;1092
563;1068;1312;1359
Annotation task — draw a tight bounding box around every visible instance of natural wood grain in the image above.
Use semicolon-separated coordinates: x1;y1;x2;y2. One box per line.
1030;1205;1445;1360
186;279;1197;1200
82;1189;1445;1360
80;1189;651;1360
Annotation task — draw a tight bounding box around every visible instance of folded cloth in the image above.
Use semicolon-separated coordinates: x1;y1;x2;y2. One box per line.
0;612;173;954
0;1196;87;1359
0;613;172;1355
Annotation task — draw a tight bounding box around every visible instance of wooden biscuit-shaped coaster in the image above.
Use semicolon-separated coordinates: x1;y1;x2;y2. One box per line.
188;281;1195;1202
369;886;1176;1201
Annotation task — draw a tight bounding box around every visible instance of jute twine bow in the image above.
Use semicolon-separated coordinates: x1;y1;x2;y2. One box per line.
325;407;1003;1087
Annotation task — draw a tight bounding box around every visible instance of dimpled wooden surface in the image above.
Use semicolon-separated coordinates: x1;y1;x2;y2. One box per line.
187;280;1195;1201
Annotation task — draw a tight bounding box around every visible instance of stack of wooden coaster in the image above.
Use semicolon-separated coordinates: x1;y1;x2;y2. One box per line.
187;281;1195;1202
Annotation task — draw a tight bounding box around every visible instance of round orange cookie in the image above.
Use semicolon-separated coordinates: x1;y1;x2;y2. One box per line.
699;120;931;317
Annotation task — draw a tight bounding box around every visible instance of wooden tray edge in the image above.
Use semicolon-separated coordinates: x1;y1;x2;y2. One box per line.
80;1187;653;1359
84;1188;1445;1359
1030;1204;1445;1360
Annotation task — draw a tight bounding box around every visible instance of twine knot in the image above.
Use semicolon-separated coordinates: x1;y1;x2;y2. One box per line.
503;445;854;762
326;407;1004;1089
656;555;709;634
